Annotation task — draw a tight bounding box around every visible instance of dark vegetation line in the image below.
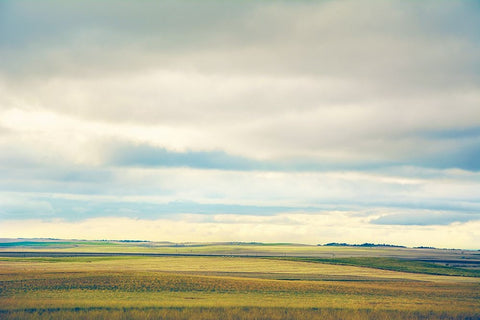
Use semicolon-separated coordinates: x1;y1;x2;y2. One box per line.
321;242;407;248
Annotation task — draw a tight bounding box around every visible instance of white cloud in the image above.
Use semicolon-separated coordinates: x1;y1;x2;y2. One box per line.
1;167;479;218
1;71;479;163
0;0;479;247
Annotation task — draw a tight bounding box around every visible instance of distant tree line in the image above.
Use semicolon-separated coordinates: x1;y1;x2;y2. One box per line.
320;242;406;248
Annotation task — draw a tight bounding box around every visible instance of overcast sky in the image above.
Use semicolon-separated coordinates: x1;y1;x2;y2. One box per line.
1;0;479;248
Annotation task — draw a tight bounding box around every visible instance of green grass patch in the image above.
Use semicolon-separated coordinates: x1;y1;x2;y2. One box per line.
270;257;480;278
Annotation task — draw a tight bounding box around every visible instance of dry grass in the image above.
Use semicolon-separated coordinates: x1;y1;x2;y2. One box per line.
1;256;479;319
2;307;478;320
0;242;470;261
2;256;478;282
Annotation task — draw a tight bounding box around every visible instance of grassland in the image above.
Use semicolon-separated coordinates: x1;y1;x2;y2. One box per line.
0;239;473;258
1;241;479;319
272;256;480;278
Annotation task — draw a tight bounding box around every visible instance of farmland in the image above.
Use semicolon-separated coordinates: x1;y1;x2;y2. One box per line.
1;240;479;319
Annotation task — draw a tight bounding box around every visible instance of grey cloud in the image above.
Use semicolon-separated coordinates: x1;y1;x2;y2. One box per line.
2;1;478;129
2;0;479;84
0;0;479;233
415;138;480;171
0;195;322;221
2;73;478;171
104;139;403;171
108;142;264;170
419;126;480;140
371;212;480;226
1;0;480;251
0;0;255;77
0;198;54;219
1;1;478;171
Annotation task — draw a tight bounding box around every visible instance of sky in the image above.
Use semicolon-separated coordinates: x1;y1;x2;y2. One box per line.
0;0;479;249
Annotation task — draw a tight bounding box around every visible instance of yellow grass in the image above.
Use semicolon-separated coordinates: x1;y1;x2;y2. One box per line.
2;256;479;283
0;242;461;258
1;256;479;319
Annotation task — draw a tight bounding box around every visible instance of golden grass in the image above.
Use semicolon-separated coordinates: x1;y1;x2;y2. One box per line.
1;256;479;319
0;242;448;256
2;256;479;283
4;307;477;320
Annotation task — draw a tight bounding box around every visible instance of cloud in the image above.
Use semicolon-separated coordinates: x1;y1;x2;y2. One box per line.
419;126;480;140
3;1;479;82
0;195;54;219
108;142;263;170
2;106;479;172
0;1;479;247
105;140;396;171
0;194;321;221
1;166;479;223
418;139;480;171
371;212;480;226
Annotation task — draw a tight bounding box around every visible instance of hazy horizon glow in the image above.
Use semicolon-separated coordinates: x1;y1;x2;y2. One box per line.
1;0;479;249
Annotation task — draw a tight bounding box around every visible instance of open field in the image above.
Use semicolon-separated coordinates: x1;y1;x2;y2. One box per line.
1;239;478;258
272;257;480;278
1;240;479;319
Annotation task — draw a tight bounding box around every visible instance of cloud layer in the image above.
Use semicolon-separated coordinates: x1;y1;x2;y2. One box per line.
0;0;479;248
